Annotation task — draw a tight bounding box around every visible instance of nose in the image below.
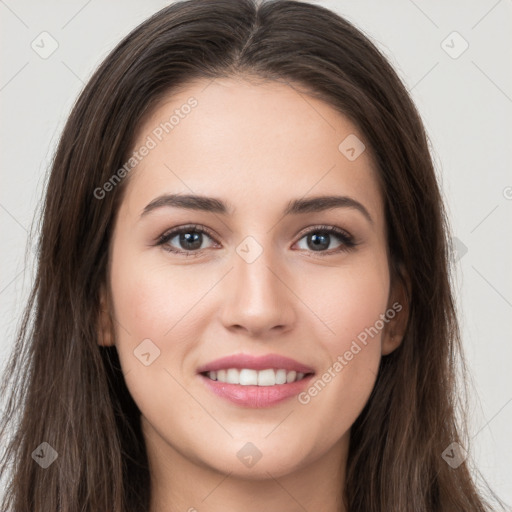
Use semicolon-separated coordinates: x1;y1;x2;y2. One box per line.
218;242;296;338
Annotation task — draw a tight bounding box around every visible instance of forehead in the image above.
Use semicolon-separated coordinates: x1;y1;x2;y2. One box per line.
120;77;384;227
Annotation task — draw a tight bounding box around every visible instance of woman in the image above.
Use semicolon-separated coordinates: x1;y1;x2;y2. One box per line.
0;0;505;510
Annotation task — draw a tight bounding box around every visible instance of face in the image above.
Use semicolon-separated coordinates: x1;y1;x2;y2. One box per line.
100;77;406;480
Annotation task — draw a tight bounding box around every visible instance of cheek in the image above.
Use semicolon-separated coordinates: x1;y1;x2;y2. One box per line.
107;238;194;385
107;244;203;424
109;242;206;339
295;257;388;431
303;255;389;352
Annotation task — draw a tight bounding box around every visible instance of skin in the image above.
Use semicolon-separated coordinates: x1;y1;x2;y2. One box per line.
98;77;408;512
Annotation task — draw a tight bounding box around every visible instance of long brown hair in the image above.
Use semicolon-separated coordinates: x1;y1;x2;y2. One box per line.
0;0;505;510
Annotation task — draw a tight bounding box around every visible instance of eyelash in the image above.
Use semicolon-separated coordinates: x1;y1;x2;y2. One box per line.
155;224;358;258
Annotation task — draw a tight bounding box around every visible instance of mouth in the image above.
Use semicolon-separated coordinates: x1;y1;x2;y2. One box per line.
200;368;313;386
196;353;316;408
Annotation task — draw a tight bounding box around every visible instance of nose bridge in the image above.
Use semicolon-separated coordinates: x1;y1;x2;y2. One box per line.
219;233;295;334
234;233;283;304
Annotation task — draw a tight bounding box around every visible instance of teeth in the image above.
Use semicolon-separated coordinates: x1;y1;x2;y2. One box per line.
258;369;275;386
275;369;287;385
240;369;258;385
205;368;309;386
286;370;296;383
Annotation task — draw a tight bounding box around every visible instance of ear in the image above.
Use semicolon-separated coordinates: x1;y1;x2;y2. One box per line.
97;283;115;347
381;263;410;356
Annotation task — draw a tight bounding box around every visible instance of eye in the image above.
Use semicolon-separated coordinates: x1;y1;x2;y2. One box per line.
155;224;357;257
294;225;357;254
156;224;218;256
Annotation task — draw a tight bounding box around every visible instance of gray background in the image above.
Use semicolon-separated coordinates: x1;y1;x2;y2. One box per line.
1;0;511;505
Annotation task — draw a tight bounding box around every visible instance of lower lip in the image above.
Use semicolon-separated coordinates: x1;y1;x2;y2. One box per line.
198;373;314;408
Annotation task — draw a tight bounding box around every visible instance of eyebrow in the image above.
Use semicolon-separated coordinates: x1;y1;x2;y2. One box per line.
140;193;373;224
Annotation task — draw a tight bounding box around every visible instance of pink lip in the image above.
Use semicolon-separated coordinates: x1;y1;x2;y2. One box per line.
199;373;315;408
196;353;315;374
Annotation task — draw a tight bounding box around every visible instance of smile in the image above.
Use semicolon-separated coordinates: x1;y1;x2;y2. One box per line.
202;368;309;386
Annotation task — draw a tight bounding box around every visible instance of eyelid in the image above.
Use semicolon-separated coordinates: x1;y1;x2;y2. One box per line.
157;223;218;245
295;224;353;242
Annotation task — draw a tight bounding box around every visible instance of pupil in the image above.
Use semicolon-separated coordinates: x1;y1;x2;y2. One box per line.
181;232;202;250
309;233;329;251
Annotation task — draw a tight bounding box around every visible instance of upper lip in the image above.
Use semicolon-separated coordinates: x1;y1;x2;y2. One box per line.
197;353;315;374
